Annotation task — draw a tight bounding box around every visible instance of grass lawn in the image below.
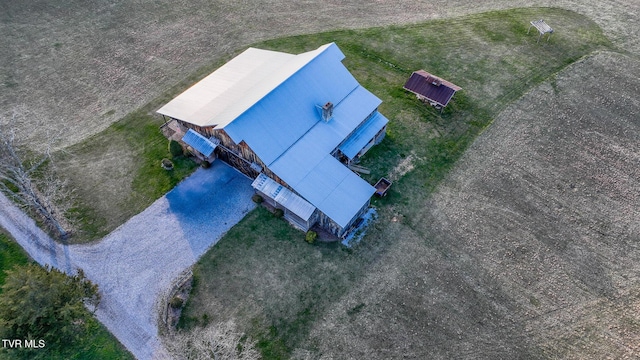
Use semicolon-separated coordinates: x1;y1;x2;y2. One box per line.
177;7;615;359
0;231;29;291
0;230;134;359
57;109;199;243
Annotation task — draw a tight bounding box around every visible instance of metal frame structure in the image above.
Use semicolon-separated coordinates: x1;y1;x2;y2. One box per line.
528;19;554;43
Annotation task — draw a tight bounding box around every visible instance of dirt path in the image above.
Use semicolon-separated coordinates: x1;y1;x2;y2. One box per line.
0;161;255;360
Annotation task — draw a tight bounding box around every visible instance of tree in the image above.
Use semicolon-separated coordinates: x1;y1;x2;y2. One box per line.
0;264;100;347
0;111;71;239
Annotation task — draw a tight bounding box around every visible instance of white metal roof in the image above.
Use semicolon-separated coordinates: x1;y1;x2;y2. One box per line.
157;43;334;128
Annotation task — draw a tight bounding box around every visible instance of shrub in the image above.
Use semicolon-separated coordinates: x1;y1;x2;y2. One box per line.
305;231;317;244
169;296;183;309
169;140;183;158
0;265;100;348
273;208;284;218
161;158;174;170
251;194;264;204
201;160;211;169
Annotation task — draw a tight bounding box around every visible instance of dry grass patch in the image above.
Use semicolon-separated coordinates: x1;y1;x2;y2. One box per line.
58;110;198;243
179;8;619;359
306;51;640;359
0;0;637;152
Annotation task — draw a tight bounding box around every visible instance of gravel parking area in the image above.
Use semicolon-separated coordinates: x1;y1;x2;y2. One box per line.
0;160;255;359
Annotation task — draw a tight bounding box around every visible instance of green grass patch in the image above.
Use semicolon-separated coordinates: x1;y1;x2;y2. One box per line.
59;109;198;243
0;231;29;291
4;317;136;360
179;7;614;359
56;43;256;243
179;207;353;358
0;230;133;359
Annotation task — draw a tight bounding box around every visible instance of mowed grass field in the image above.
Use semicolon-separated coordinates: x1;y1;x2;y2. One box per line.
2;0;633;243
0;0;637;152
174;8;639;359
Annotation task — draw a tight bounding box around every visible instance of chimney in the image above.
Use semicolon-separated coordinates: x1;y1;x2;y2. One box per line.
322;102;334;122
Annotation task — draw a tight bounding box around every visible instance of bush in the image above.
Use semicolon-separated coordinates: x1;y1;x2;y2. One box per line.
0;265;100;348
201;160;211;169
169;296;184;309
169;140;183;158
273;208;284;218
251;194;264;204
161;158;174;170
305;231;317;244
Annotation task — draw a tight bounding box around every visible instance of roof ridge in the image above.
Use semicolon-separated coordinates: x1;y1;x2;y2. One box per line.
219;43;339;130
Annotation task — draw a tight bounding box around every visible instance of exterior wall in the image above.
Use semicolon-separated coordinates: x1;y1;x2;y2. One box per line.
255;190;319;232
212;129;289;185
356;124;387;159
316;199;370;237
374;124;387;145
176;119;216;137
175;118;373;237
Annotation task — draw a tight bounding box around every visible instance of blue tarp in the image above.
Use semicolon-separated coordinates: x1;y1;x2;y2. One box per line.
182;129;217;157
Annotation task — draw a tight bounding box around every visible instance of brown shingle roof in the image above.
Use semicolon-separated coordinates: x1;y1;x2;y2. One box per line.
403;70;462;107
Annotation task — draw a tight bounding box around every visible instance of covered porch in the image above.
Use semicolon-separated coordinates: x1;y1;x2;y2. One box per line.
251;173;317;232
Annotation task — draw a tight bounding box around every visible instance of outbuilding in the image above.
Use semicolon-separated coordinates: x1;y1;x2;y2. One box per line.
403;70;462;110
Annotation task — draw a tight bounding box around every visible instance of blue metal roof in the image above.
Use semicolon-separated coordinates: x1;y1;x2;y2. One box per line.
224;43;360;166
291;155;374;228
267;85;381;228
339;111;389;159
216;43;383;228
175;43;387;229
182;129;217;157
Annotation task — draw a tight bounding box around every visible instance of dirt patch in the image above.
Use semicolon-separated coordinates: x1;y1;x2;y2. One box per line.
303;52;640;359
389;152;421;182
0;1;638;152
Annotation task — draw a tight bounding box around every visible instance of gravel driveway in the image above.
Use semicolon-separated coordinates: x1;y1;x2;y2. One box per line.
0;160;255;359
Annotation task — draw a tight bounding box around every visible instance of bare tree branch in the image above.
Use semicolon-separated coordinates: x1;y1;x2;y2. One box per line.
0;110;72;239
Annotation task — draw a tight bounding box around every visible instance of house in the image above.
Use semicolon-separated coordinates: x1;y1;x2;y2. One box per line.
157;43;388;237
403;70;462;109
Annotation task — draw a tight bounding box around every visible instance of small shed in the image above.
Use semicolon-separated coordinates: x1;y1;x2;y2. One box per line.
528;19;554;43
403;70;462;110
